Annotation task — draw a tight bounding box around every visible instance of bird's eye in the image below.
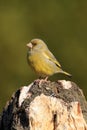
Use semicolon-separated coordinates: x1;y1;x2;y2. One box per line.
32;42;37;46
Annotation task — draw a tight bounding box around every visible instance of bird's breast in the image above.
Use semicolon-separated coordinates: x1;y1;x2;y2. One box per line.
27;52;58;76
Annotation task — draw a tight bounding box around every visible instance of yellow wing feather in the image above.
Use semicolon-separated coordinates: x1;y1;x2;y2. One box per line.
43;50;61;68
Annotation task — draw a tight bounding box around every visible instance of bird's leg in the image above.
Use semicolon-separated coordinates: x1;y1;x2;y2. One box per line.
34;76;49;88
44;76;48;81
33;76;44;85
38;76;49;88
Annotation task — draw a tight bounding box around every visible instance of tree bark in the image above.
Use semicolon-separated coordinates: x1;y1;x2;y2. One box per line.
0;80;87;130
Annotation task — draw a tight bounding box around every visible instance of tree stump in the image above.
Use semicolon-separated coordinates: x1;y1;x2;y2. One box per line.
0;80;87;130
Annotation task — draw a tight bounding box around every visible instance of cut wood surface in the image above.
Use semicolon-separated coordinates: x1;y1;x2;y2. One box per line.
0;80;87;130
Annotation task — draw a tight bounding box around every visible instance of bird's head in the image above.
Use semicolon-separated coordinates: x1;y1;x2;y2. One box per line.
26;39;47;51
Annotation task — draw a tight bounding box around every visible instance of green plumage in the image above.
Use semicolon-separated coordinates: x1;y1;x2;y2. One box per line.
27;39;72;78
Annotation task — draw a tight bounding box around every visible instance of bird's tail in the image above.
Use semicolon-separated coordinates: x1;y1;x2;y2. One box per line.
61;70;72;77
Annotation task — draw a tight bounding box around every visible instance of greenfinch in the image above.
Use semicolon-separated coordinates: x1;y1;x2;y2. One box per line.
27;39;71;79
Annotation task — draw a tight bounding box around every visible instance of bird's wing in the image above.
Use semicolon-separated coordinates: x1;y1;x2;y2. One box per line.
43;50;61;68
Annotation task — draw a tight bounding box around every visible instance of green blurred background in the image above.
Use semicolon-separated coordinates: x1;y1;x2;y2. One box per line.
0;0;87;112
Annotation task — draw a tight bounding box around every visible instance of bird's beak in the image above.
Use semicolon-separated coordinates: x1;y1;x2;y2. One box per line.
26;42;33;49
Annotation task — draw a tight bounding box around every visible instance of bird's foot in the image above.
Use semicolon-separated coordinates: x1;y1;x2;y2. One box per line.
39;77;48;88
34;77;49;88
